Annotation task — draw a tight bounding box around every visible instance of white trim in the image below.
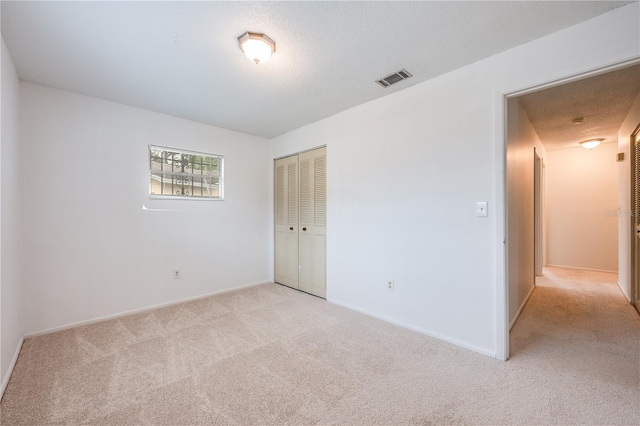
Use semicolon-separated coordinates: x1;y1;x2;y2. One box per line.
505;59;640;99
1;337;24;401
616;282;632;303
24;281;271;338
327;298;497;359
494;91;509;362
509;285;536;330
273;144;326;161
545;264;618;274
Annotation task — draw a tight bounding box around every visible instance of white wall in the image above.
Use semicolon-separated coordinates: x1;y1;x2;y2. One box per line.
20;82;271;335
546;143;618;272
269;4;639;357
506;100;545;326
1;36;23;395
618;92;640;302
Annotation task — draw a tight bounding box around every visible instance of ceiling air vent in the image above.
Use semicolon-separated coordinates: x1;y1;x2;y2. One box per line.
375;69;413;88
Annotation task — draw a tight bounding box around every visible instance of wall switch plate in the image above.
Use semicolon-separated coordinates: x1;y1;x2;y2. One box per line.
173;269;181;279
476;201;488;217
387;280;394;292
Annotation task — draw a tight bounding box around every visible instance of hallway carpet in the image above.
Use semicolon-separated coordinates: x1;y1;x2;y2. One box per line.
1;268;639;425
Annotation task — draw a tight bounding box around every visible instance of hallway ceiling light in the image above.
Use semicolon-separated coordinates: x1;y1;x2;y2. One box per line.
580;139;604;149
237;32;275;64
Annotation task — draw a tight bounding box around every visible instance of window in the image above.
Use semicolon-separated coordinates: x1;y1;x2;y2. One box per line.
149;146;223;200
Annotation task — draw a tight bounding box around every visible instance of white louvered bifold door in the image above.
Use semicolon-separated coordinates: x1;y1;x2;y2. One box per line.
274;155;299;289
297;147;327;298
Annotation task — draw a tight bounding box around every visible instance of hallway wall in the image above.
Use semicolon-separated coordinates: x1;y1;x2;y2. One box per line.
546;143;618;272
1;36;24;398
506;100;546;327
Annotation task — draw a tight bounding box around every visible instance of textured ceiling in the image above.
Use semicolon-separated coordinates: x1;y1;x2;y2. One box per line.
1;1;632;138
518;65;640;151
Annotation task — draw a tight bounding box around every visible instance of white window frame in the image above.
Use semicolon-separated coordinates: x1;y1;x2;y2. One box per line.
149;145;224;201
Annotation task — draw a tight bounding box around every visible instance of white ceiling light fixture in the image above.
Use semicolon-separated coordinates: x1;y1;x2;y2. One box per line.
237;31;275;65
580;138;604;150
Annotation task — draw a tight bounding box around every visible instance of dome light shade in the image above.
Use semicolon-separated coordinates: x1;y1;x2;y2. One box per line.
238;32;275;64
580;139;603;150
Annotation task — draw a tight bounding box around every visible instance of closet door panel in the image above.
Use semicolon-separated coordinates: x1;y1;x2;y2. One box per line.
298;156;313;294
274;155;299;289
298;147;326;298
274;162;287;285
311;148;327;297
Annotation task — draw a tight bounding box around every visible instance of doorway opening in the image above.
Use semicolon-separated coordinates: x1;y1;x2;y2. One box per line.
503;62;640;359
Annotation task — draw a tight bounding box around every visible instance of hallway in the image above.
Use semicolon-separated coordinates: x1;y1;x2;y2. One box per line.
510;266;640;420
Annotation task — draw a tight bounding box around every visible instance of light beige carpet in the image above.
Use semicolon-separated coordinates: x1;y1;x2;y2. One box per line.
1;267;639;425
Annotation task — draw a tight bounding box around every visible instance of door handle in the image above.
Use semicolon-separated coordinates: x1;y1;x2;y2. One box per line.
303;227;307;231
289;227;294;231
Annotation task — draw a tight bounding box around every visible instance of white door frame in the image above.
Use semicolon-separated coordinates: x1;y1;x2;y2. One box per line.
495;58;639;361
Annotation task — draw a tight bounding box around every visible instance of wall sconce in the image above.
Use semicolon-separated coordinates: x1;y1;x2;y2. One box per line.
238;32;276;64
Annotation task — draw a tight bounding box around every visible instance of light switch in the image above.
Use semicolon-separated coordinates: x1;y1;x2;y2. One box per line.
476;201;488;217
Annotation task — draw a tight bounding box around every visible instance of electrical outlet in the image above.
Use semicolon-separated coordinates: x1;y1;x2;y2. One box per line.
173;269;181;279
387;280;394;292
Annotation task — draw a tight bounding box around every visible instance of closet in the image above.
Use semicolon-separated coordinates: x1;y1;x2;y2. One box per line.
274;147;326;298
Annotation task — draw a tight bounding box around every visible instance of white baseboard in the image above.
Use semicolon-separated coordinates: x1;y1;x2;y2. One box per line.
24;281;271;339
1;336;24;401
545;264;617;274
326;298;497;359
616;281;632;303
509;284;536;330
